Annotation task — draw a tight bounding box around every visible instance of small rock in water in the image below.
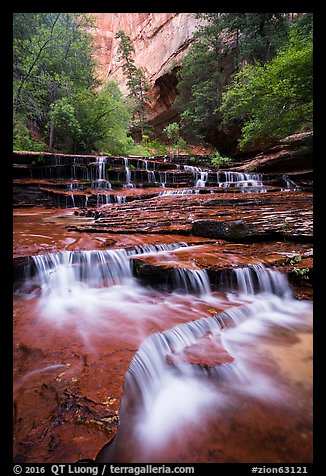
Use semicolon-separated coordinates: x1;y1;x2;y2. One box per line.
166;333;234;368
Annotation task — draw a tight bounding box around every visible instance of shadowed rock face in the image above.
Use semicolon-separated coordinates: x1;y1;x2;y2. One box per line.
231;132;313;177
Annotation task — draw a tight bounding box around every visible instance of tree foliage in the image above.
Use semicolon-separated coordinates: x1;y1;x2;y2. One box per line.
163;122;188;154
13;14;94;123
174;13;294;148
48;82;133;154
13;13;134;154
174;41;223;143
199;13;290;65
115;30;150;136
219;20;313;150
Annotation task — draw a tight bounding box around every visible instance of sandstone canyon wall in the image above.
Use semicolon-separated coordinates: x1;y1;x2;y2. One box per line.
88;13;203;128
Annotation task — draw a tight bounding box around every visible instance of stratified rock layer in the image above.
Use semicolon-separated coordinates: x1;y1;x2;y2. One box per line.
70;191;313;241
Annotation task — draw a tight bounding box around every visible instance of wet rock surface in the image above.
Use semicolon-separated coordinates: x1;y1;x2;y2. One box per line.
166;333;234;368
69;191;313;241
13;152;313;463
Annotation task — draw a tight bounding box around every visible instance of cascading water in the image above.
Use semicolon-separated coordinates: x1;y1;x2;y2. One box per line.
143;160;157;184
159;189;200;196
184;165;208;187
183;165;201;174
195;171;208;187
115;195;126;204
217;171;266;192
15;233;312;463
14;151;313;463
97;157;106;181
123;158;134;188
31;246;308;463
159;171;167;187
282;174;300;190
30;243;190;291
92;157;112;191
225;263;293;298
96;286;312;462
32;249;133;290
172;268;211;296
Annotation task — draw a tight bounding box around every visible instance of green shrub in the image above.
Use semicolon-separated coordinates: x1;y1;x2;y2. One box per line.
13;119;46;151
210;150;232;168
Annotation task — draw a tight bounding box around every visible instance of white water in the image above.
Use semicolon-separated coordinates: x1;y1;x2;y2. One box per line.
159;171;167;188
31;243;190;291
217;171;266;192
98;290;312;462
172;268;211;295
114;195;127;204
19;245;312;462
183;165;209;187
282;174;300;191
23;243;230;348
229;264;293;298
195;171;208;187
159;189;200;196
123;158;134;188
97;157;106;181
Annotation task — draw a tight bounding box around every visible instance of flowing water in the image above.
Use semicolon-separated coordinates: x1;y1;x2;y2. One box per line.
13;154;312;463
94;265;312;463
14;236;313;463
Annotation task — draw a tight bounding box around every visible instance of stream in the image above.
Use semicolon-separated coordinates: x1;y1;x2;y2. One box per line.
13;154;313;463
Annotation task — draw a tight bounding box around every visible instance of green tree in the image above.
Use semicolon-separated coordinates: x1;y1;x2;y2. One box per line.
200;13;290;66
49;81;134;154
115;30;150;137
163;122;187;154
219;20;313;150
13;13;95;151
174;13;291;148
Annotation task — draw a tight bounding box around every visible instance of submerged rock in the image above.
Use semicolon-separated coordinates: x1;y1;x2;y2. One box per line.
167;333;234;368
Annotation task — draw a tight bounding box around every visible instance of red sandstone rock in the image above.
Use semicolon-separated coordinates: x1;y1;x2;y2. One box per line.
167;333;234;368
87;14;204;126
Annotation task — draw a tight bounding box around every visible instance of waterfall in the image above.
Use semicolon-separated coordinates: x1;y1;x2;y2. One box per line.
225;264;293;298
29;243;190;292
32;249;133;290
142;160;157;183
172;268;211;295
132;242;188;255
91;157;112;190
70;194;75;208
218;171;266;192
123;158;134;188
195;171;208;187
115;195;127;204
147;170;156;183
282;174;299;190
158;171;167;187
183;165;201;174
183;165;208;187
26;247;292;301
96;157;106;180
96;292;312;462
72;158;76;180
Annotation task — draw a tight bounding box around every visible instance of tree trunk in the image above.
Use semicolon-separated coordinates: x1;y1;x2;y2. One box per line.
49;121;55;151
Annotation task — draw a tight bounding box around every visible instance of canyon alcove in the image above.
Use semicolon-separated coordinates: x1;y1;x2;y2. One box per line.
12;12;313;465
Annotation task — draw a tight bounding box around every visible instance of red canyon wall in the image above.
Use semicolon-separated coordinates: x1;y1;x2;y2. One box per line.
88;13;203;126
